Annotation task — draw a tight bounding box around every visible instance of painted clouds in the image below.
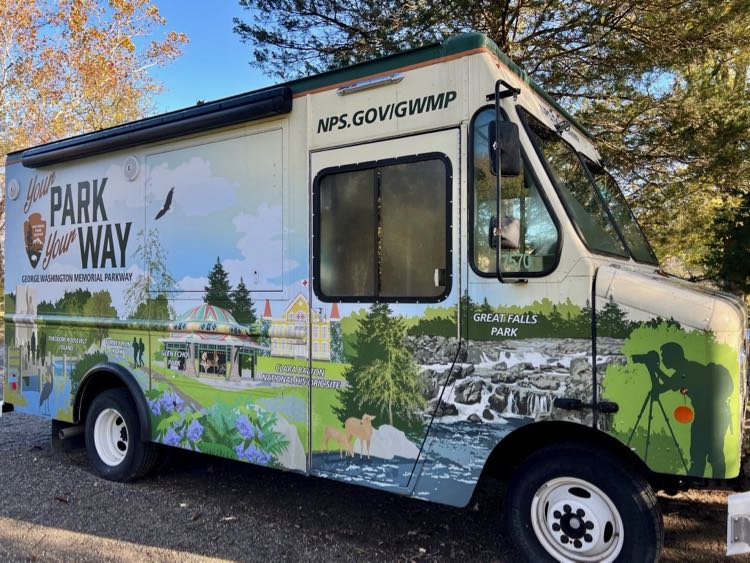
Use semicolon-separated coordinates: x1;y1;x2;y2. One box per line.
143;130;288;295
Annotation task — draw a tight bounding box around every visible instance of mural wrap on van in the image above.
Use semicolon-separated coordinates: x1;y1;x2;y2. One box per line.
4;131;742;510
4;286;743;500
596;298;742;480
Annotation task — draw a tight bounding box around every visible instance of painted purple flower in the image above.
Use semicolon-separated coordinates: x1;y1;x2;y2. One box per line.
160;391;184;413
244;444;271;465
148;398;162;416
234;444;246;459
187;419;204;442
235;415;255;440
159;392;174;412
244;444;259;461
163;427;181;447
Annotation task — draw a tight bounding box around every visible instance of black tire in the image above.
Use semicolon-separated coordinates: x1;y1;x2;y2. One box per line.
84;388;159;482
504;442;663;562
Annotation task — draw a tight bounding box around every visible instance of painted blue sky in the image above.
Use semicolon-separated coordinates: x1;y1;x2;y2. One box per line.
149;1;273;113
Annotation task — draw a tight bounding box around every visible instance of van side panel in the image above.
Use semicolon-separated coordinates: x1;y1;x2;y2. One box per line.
4;119;315;474
4;145;149;422
597;267;746;480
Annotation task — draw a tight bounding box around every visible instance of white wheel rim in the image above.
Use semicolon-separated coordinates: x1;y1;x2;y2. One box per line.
530;476;624;562
93;408;129;467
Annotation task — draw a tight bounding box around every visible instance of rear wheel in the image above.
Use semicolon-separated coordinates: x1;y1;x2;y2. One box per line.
85;388;159;481
504;442;662;562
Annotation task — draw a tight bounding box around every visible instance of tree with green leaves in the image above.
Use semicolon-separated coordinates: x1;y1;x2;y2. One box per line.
230;277;256;326
31;289;97;356
598;296;631;339
125;227;176;320
131;296;171;322
406;316;456;338
703;189;750;295
335;303;425;434
83;290;118;344
0;2;187;341
459;294;479;338
572;300;594;338
36;300;56;316
258;318;272;356
54;289;92;315
480;298;494;314
204;257;232;307
548;305;564;335
38;331;47;366
235;0;750;293
330;321;344;363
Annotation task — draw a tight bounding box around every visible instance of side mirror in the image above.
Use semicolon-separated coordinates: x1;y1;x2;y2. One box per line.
488;121;522;177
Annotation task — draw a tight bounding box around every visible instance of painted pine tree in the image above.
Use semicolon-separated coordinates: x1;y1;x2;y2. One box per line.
548;304;564;334
335;303;425;435
231;277;257;326
204;257;232;307
598;296;631;338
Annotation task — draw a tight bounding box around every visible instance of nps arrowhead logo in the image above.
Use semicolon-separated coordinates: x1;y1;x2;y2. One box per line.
24;212;47;269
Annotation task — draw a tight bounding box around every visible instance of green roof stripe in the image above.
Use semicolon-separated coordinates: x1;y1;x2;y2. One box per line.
284;32;593;140
6;32;592;161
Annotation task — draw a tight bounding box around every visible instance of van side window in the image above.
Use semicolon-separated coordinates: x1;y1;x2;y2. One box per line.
471;108;559;275
315;156;450;301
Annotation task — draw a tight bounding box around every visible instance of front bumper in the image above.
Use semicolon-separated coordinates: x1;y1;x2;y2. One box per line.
729;491;750;555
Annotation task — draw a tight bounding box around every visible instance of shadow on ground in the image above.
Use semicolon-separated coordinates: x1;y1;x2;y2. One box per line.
0;413;736;561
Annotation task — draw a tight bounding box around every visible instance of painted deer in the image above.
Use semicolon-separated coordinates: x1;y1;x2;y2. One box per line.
345;414;376;459
322;426;353;458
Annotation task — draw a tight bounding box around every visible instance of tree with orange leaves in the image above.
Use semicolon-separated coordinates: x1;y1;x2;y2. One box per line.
0;0;188;336
0;0;187;153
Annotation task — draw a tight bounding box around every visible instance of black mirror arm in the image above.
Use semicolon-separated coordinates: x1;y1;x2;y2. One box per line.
486;79;521;102
495;79;506;284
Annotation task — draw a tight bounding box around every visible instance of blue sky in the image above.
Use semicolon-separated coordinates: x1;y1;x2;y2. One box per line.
149;1;273;113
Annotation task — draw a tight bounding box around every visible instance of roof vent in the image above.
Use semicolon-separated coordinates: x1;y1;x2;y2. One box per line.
337;73;404;96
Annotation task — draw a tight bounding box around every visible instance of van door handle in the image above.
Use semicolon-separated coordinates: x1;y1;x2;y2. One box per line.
434;268;447;287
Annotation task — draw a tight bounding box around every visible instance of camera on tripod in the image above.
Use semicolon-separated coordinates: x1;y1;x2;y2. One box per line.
625;347;688;472
631;351;660;372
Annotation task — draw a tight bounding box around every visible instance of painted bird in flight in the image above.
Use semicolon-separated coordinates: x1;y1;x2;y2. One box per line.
154;187;175;220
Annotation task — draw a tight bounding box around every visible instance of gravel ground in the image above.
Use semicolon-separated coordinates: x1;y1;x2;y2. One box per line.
0;412;745;562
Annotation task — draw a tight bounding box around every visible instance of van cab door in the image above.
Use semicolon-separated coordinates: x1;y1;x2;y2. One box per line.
308;128;460;490
462;105;575;417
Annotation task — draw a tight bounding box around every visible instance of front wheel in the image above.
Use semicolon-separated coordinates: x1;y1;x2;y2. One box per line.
85;388;159;481
504;442;663;562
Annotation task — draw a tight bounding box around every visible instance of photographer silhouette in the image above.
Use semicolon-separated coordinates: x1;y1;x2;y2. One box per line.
652;343;733;478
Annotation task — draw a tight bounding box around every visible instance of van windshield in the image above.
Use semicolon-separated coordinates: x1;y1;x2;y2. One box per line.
521;111;628;258
581;156;659;265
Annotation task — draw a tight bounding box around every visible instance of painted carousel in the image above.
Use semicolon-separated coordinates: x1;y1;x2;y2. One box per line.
159;304;266;381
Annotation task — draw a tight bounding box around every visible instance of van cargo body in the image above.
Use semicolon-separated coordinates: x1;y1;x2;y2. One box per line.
3;33;747;561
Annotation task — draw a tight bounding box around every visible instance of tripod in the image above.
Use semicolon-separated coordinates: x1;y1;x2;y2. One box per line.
625;367;689;473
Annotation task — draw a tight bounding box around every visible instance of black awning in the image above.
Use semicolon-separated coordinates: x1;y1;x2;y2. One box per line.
21;87;293;168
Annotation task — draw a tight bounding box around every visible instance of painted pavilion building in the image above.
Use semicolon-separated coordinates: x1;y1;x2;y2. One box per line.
160;304;265;381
